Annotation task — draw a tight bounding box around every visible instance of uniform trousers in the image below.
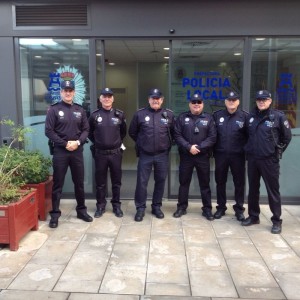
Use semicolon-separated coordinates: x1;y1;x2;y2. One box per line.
134;151;169;210
247;156;282;224
177;153;212;212
94;150;122;209
214;153;245;213
51;147;87;218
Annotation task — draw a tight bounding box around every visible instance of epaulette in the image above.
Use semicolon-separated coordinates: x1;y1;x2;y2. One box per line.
91;108;100;114
165;108;174;113
137;107;147;111
241;109;249;114
51;101;59;106
73;102;82;107
272;109;284;115
212;109;223;115
115;108;124;114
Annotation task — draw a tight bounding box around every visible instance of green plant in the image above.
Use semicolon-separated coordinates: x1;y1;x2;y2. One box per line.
0;119;33;204
21;151;52;184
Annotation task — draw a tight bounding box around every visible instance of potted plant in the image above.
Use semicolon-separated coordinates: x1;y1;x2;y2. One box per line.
22;150;53;221
0;119;39;251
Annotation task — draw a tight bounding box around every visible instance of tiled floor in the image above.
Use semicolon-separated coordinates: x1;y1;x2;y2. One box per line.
1;199;300;300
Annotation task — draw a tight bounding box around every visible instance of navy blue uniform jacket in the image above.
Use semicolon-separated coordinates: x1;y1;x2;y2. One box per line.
213;108;248;155
244;107;292;159
129;107;175;154
45;101;89;148
174;111;217;154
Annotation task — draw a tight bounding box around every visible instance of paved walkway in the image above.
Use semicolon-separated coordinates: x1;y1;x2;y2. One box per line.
1;200;300;300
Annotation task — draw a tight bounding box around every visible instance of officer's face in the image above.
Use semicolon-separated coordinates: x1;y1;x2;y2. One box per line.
256;97;272;111
100;94;114;110
189;100;203;115
149;96;163;110
225;98;239;113
61;88;75;104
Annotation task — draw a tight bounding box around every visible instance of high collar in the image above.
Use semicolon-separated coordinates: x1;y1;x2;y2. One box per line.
255;106;270;118
147;106;162;113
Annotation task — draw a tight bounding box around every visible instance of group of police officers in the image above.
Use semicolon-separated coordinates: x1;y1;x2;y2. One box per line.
45;80;292;234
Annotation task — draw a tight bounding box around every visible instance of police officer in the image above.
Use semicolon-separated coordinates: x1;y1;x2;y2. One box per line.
173;93;217;220
45;80;93;228
242;90;292;234
88;88;127;218
129;88;175;222
213;91;248;221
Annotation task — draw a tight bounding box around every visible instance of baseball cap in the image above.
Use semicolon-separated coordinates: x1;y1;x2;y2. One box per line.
149;88;163;98
226;91;239;100
256;90;271;99
61;80;75;90
189;93;203;101
100;88;114;95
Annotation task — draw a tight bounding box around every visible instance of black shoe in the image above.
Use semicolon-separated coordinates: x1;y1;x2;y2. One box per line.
173;209;187;218
94;208;105;218
242;216;260;226
235;212;245;221
77;212;93;222
151;208;164;219
271;223;282;234
49;218;58;228
202;210;214;221
134;210;145;222
113;207;123;218
214;210;225;219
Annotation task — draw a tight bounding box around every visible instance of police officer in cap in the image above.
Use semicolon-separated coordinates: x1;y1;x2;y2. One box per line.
242;89;292;234
213;91;248;221
45;80;93;228
129;88;175;222
88;88;127;218
173;93;217;220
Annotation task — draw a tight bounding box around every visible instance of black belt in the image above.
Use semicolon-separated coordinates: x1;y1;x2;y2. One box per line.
140;150;168;156
96;148;120;155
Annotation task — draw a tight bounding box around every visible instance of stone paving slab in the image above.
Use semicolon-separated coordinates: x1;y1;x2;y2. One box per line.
1;200;300;300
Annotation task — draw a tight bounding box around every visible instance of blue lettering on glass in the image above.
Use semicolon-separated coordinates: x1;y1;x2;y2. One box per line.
276;73;297;105
182;71;231;101
45;72;61;104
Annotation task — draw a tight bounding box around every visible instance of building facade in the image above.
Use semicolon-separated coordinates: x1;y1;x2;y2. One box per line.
0;0;299;202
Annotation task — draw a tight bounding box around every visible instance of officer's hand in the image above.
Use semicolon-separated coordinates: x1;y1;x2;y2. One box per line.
66;141;78;151
190;144;200;155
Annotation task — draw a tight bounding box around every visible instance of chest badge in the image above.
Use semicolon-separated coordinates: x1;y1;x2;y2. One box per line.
145;116;150;122
59;111;64;117
219;117;224;123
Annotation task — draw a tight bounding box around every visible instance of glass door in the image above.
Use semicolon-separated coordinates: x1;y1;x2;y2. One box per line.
96;39;170;199
169;39;245;198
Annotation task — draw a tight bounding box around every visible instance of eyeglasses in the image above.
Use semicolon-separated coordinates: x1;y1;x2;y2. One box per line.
191;100;203;105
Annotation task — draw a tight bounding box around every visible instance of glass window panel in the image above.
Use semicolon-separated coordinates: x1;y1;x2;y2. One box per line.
251;37;300;198
20;38;92;193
